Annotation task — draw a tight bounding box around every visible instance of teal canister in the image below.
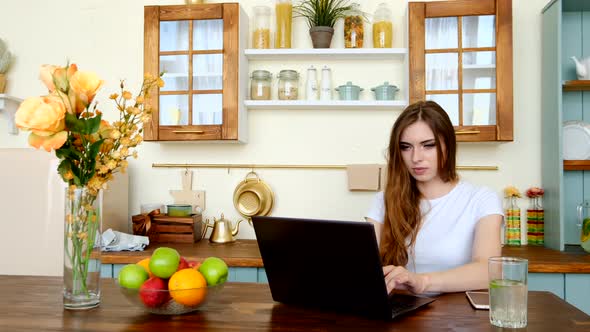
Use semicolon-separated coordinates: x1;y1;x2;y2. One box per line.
335;81;363;100
371;81;399;100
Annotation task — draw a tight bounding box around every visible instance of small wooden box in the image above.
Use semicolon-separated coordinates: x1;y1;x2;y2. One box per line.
150;214;203;243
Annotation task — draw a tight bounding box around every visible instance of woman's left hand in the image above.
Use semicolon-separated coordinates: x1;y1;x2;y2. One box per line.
383;265;429;294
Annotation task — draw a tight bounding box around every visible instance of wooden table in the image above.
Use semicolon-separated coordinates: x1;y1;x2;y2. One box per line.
101;240;590;273
1;276;589;331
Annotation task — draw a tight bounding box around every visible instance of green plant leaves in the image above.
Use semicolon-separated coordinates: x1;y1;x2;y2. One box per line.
65;113;102;135
294;0;355;29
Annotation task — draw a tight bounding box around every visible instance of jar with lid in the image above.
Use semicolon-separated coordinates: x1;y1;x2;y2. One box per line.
344;3;364;48
372;3;393;48
275;0;293;48
250;70;272;100
277;70;299;100
252;6;271;49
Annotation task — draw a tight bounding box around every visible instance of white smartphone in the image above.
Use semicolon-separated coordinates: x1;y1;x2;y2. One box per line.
465;291;490;310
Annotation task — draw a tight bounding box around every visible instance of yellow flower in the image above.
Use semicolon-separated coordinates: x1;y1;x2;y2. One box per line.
16;95;66;135
504;186;521;198
136;96;144;104
122;91;132;100
39;64;58;92
69;70;104;111
109;93;119;100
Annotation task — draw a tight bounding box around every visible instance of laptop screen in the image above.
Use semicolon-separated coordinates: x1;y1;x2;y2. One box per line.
252;216;392;318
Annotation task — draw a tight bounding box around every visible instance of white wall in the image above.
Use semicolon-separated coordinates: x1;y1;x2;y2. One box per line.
0;0;544;265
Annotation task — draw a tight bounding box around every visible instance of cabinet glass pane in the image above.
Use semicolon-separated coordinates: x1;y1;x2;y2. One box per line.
463;93;496;125
160;21;189;51
426;94;459;125
426;17;458;49
463;51;496;89
160;55;188;91
193;19;223;50
462;15;495;48
426;53;458;90
192;94;222;125
193;54;223;90
159;95;189;125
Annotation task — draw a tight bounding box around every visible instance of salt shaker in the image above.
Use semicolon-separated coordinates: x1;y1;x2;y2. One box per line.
306;65;318;101
320;65;332;101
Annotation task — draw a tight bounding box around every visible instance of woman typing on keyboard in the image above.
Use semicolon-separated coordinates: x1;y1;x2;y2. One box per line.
365;100;503;295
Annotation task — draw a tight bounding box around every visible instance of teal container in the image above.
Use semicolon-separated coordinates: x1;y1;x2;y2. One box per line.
371;81;399;100
335;81;363;100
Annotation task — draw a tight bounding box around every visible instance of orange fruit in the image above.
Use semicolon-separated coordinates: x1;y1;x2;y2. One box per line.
168;269;207;306
137;258;154;278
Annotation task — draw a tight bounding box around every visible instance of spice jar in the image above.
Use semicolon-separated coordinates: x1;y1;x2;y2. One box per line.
275;0;293;48
250;70;272;100
344;3;364;48
252;6;271;49
373;3;393;48
277;69;299;100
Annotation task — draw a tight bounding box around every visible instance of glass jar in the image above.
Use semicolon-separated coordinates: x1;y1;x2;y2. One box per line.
506;196;521;246
277;69;299;100
250;70;272;100
526;196;544;245
252;6;271;49
373;3;393;48
275;0;292;48
344;3;364;48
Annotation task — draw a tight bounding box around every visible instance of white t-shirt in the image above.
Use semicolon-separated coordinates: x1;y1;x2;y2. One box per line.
365;180;503;274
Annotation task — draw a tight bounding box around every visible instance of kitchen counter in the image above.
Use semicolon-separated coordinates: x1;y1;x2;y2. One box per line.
101;240;590;273
2;276;589;331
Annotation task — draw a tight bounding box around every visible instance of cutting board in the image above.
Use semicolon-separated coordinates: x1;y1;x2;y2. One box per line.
169;170;206;214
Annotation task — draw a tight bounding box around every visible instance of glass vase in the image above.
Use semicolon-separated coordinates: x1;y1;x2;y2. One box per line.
526;196;544;246
63;187;103;310
505;196;521;246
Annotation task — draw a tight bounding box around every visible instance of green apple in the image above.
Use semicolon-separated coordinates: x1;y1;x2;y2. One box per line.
118;264;149;289
149;247;180;279
198;257;229;286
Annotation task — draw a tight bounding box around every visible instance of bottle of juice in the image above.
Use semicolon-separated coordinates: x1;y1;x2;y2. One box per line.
372;3;393;48
275;0;292;48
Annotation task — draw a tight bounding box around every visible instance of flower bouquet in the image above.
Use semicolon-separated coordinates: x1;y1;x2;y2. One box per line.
15;63;163;309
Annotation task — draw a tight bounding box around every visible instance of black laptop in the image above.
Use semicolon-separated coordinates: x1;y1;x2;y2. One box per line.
252;216;435;320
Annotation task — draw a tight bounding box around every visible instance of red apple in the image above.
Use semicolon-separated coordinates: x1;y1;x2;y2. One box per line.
139;277;170;308
188;260;201;270
177;257;189;270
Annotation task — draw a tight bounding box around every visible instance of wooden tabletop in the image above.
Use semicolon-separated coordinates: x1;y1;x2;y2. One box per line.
101;240;590;273
1;276;589;331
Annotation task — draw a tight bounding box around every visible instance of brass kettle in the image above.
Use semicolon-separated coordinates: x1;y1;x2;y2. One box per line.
202;213;244;243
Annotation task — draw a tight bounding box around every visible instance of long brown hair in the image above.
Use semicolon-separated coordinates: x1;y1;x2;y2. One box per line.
380;100;458;266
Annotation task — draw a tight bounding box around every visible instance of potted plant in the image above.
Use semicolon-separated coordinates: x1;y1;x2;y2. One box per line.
294;0;356;48
0;38;13;93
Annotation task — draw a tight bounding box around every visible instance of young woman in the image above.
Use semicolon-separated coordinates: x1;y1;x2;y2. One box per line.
365;101;503;295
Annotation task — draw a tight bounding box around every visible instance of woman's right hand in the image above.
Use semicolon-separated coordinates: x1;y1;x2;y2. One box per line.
383;265;429;294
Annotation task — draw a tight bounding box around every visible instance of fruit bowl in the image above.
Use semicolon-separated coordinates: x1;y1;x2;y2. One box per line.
116;280;225;315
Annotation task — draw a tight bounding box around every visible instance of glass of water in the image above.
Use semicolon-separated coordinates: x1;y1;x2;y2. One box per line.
488;257;528;328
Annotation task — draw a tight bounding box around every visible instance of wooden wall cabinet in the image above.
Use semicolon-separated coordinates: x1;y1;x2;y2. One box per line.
409;0;513;142
144;3;248;142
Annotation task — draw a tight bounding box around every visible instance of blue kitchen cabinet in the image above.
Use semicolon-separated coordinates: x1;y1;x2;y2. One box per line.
529;273;565;298
103;264;269;283
565;274;590;315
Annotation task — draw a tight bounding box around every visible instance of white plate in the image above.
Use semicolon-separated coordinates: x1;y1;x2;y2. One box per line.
563;121;590;160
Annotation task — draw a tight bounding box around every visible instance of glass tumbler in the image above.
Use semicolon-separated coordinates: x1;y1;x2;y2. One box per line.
488;257;528;328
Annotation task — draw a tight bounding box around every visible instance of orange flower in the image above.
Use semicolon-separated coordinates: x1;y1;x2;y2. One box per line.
15;95;66;135
28;131;68;152
69;70;104;112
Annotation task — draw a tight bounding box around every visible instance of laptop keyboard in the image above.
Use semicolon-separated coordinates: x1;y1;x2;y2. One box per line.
389;294;428;317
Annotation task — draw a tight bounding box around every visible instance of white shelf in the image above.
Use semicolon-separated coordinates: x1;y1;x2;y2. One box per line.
244;100;408;110
463;64;496;69
244;48;408;61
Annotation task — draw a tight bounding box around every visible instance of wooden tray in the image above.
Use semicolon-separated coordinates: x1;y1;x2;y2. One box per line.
150;214;203;243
